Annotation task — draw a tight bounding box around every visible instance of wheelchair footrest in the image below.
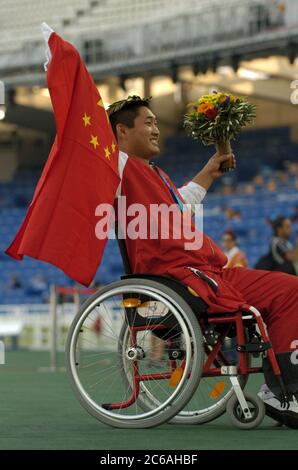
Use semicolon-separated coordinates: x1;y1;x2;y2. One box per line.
236;340;271;354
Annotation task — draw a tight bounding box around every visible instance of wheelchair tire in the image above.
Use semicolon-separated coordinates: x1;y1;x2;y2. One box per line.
226;392;265;429
65;278;204;428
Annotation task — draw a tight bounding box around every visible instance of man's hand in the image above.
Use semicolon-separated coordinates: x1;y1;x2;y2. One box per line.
192;153;236;191
204;153;236;179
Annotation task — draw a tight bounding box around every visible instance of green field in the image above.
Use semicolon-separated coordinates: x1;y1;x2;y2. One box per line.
0;350;297;450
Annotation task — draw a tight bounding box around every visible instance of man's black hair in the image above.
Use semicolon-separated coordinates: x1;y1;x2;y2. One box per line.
272;216;288;236
107;95;152;137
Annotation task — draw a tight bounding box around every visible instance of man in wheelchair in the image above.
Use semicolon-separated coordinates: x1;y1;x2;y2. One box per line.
107;95;298;428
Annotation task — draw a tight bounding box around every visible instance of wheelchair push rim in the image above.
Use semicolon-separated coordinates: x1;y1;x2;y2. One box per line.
65;279;205;428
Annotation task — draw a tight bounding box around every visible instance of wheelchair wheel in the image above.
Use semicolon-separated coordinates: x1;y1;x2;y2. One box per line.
226;392;265;429
65;278;204;428
120;325;250;425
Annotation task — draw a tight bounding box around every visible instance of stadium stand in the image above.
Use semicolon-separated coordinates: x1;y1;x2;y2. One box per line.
1;0;297;79
0;0;209;52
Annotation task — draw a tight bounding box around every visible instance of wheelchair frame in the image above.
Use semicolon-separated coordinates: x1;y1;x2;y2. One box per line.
65;226;289;429
109;272;286;422
112;223;288;425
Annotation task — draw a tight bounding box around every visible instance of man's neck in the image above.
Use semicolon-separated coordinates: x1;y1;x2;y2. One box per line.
119;147;151;166
130;154;151;166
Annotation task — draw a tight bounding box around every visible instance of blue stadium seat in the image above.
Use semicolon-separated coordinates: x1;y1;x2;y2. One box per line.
1;126;298;303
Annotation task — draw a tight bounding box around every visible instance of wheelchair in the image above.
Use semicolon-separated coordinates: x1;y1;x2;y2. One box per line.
65;233;288;429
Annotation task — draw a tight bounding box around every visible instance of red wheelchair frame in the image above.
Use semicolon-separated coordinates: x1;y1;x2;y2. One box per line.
105;273;287;412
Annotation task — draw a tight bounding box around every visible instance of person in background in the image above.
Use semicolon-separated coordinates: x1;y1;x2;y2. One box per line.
6;274;22;290
291;205;298;224
270;216;298;275
243;183;255;195
253;173;264;188
221;230;248;268
27;272;48;296
220;184;235;196
223;208;242;221
267;180;277;193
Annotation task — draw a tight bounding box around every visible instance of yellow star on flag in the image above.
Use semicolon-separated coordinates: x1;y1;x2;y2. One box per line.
97;98;109;121
104;146;111;160
97;98;104;108
111;141;116;153
82;112;91;127
90;135;99;149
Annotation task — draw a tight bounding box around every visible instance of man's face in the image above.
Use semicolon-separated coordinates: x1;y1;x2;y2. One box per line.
279;218;292;239
221;234;235;251
118;106;160;160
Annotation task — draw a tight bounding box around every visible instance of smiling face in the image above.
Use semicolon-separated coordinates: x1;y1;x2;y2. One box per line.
114;105;160;161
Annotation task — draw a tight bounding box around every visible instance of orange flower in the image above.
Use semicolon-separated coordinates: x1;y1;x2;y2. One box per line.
197;102;213;114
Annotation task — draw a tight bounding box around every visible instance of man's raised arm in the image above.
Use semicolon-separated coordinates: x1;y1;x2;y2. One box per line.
179;152;236;204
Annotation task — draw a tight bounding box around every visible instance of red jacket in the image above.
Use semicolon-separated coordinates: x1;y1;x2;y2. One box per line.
118;154;249;314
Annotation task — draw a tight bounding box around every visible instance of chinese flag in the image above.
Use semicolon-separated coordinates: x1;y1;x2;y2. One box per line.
6;25;120;286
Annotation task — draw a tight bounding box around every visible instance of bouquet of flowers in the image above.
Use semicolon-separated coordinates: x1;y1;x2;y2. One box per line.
184;91;256;172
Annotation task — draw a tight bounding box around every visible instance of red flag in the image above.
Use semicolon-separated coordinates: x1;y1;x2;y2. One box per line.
6;26;120;286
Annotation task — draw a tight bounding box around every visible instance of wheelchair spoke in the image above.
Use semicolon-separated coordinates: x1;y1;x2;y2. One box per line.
66;279;204;427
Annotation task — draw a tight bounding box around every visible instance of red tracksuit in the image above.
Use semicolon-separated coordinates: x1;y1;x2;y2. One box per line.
119;154;298;354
